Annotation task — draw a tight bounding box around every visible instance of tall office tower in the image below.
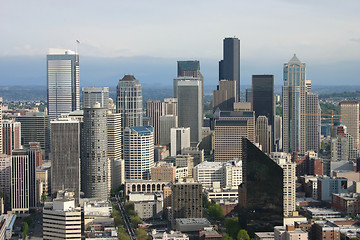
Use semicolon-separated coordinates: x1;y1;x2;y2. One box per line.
272;156;296;217
171;181;203;223
306;93;321;152
27;148;37;209
255;116;270;155
239;138;283;235
0;154;11;211
147;100;164;144
116;75;143;128
170;127;190;156
16;112;50;157
29;142;42;167
47;49;79;120
51;118;80;203
245;88;252;103
123;126;154;180
282;54;306;154
214;111;255;162
340;101;359;150
0;98;2;154
11;149;29;213
213;80;237;111
111;159;125;189
305;80;312;92
219;37;240;102
175;77;203;146
107;113;122;160
43;196;81;240
2;120;21;155
160;115;178;146
164;98;178;116
252;75;275;151
82;87;109;109
177;61;204;102
275;115;283;151
82;103;109;199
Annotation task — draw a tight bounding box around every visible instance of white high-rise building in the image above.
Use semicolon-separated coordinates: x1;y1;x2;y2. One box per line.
11;149;29;213
124;126;154;180
170;127;190;156
340;101;359;150
43;195;81;240
271;154;296;217
193;159;242;190
47;49;80;120
160;115;178;146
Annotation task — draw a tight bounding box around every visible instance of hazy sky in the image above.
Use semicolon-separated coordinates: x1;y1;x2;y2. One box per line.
1;0;359;86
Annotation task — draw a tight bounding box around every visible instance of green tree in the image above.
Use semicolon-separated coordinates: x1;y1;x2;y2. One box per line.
41;193;47;202
117;226;131;240
225;217;241;239
136;228;150;240
22;222;29;239
208;203;224;220
222;233;233;240
237;229;250;240
130;215;143;226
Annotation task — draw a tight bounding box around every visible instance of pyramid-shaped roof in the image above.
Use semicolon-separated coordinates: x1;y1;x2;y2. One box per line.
288;54;301;64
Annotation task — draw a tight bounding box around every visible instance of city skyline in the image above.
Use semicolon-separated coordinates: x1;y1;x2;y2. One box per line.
1;1;360;87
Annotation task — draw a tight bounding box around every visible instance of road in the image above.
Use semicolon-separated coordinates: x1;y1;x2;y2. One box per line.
113;194;136;240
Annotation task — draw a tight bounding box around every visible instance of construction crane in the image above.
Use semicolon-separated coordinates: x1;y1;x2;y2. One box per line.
301;110;347;136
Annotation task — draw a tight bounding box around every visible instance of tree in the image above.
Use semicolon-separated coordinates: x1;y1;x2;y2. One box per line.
222;233;233;240
22;222;29;239
208;203;224;220
225;217;241;239
41;193;47;202
130;215;143;226
136;228;150;240
118;226;131;240
237;229;250;240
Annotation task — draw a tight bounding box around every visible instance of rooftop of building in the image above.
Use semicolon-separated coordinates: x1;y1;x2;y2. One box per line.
175;218;211;225
151;229;188;238
0;214;17;230
177;60;200;71
306;207;342;215
127;126;153;134
48;48;76;55
119;75;137;81
288;54;301;64
315;220;340;229
332;192;360;199
339;101;359;105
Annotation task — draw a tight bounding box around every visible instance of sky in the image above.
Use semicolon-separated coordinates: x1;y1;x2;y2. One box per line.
0;0;359;88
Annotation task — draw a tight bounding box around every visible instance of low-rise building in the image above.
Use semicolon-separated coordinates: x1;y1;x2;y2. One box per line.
311;221;340;240
83;201;112;228
305;207;342;219
332;193;360;215
175;218;211;232
0;214;16;240
317;176;348;201
84;218;117;239
129;192;163;219
150;229;189;240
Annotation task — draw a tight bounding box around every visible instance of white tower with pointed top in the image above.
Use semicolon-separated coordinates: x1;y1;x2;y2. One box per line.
282;54;306;154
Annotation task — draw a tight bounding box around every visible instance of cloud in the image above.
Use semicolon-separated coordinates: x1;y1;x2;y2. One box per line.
349;38;360;43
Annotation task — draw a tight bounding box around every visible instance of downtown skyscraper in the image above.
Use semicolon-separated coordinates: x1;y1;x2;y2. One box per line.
219;37;240;102
282;54;306;154
116;75;143;128
47;49;80;120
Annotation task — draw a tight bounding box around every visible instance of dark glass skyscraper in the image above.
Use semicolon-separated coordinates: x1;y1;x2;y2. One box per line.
219;37;240;102
252;75;275;150
239;138;283;236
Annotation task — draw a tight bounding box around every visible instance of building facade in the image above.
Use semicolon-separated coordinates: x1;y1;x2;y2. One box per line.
82;87;109;109
11;149;29;213
47;48;80;119
116;75;143;128
340;101;359;150
2;120;21;156
170;127;190;156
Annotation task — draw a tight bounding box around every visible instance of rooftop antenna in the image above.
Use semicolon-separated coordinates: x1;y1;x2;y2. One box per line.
75;40;80;55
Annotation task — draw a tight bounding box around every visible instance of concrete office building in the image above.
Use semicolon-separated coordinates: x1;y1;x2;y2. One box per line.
82;103;109;199
175;77;203;146
111;159;125;189
246;88;252;103
82;87;109;109
255;116;270;155
340;101;359;150
30;142;42;167
181;147;204;167
43;196;81;240
193;159;242;190
170;127;190;156
116;75;143;128
124;126;154;180
171;181;203;224
11;149;29;213
0;155;11;211
147;100;164;145
16;112;50;157
213;80;237;111
214;111;255;162
51;118;81;203
27;148;38;209
275;115;283;151
2;120;21;156
47;48;80;120
160;115;178;146
306;92;321;152
164;98;178;116
219;37;240;102
282;54;306;154
107;113;122;160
